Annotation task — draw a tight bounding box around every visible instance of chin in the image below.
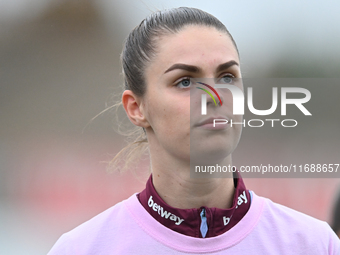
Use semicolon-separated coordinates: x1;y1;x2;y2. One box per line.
190;145;234;166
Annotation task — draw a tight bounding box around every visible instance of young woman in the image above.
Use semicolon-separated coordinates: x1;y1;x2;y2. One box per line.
49;7;339;254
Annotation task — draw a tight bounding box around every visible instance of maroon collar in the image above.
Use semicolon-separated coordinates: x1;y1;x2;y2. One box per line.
138;172;251;238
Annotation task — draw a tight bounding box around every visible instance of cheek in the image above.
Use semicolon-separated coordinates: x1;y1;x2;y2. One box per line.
145;94;190;134
162;102;190;135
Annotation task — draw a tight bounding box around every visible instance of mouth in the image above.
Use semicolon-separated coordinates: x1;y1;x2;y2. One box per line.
194;116;230;130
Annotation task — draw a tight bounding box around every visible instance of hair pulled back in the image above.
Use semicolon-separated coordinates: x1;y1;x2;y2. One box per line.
112;7;238;172
121;7;238;97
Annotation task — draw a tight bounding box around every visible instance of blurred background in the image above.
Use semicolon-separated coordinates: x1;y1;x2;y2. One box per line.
0;0;339;254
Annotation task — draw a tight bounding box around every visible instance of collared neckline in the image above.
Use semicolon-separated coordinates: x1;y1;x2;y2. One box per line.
138;171;251;238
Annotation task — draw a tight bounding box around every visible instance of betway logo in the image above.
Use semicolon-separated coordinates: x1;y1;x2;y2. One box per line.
236;190;248;209
148;196;184;225
223;191;248;226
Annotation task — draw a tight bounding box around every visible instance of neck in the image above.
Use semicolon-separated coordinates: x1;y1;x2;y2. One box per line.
150;151;235;209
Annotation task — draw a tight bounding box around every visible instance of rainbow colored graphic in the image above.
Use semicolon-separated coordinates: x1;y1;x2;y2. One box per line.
196;82;223;106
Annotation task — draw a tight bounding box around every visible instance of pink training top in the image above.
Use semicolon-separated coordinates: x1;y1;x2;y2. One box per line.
138;173;251;238
48;191;340;254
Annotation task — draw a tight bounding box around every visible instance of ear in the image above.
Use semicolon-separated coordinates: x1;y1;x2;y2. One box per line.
122;90;150;128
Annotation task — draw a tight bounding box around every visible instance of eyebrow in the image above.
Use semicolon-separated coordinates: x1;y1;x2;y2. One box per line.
216;60;239;73
164;63;200;74
164;60;239;74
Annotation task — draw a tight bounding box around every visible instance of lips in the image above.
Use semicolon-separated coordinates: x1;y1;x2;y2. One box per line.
195;116;230;127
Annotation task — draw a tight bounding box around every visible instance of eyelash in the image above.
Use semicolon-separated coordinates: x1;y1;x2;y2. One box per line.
174;73;235;88
174;77;192;88
218;73;235;83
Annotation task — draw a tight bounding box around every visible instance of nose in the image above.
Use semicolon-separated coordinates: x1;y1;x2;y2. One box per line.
196;81;223;107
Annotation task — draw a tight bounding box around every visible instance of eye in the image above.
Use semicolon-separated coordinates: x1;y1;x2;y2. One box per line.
176;78;192;88
219;74;234;84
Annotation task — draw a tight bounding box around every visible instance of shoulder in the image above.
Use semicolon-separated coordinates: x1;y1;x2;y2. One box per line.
259;192;329;231
48;193;141;255
251;192;340;254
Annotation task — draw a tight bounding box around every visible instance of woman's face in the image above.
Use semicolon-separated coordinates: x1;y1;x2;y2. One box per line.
142;25;242;164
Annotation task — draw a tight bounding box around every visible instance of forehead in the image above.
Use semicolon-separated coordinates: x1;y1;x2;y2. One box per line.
153;25;239;68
